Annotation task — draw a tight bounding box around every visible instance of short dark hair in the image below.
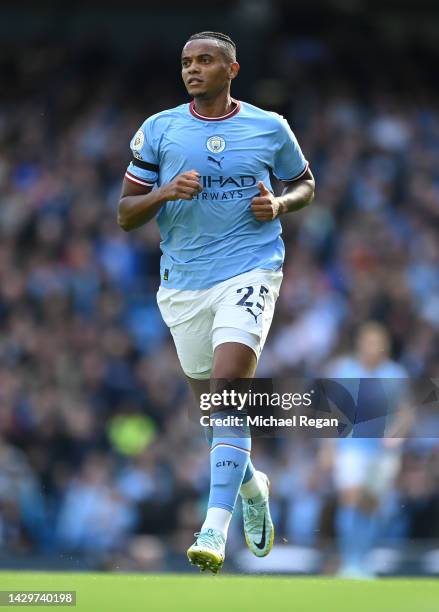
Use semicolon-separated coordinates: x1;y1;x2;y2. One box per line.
186;31;236;62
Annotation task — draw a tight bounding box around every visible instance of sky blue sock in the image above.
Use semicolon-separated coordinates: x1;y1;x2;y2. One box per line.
204;420;255;484
336;505;376;569
354;509;378;562
208;411;251;512
336;505;360;567
242;458;255;483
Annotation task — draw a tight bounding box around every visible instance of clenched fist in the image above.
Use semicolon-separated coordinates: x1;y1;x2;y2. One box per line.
251;181;281;221
162;170;202;201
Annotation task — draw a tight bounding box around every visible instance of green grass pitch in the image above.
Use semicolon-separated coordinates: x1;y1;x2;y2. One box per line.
0;572;438;612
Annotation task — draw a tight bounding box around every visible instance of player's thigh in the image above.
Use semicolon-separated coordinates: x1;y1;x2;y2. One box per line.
212;268;283;361
157;286;214;379
212;338;257;380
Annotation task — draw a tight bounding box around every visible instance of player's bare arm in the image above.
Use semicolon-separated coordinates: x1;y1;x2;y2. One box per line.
250;167;315;222
117;170;202;231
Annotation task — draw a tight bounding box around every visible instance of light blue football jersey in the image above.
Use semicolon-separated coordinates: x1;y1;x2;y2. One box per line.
326;357;409;449
125;99;308;290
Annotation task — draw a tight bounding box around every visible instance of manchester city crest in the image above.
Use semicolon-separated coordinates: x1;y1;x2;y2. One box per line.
132;130;144;151
206;135;226;154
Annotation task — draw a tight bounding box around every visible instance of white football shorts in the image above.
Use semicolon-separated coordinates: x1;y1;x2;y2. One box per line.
157;267;283;379
334;447;401;496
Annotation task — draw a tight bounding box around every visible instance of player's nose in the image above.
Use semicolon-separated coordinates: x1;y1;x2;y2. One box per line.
187;63;201;74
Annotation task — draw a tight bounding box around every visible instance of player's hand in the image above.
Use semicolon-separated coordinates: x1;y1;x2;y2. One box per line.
251;182;280;221
162;170;202;201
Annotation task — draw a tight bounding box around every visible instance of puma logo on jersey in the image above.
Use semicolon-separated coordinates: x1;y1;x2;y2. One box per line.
207;155;224;169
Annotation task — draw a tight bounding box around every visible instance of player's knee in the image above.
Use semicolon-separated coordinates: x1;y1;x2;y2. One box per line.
339;488;363;507
212;346;258;379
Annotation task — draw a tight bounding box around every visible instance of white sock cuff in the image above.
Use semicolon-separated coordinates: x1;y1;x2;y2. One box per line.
201;507;232;539
240;471;267;500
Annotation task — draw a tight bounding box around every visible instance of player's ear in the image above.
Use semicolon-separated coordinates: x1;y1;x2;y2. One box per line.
229;62;240;80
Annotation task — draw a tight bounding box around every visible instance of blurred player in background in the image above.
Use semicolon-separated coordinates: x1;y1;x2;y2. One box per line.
325;322;412;578
117;31;314;572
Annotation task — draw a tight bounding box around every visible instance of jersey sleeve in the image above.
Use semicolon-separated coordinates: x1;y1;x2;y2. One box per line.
271;116;308;182
124;118;159;187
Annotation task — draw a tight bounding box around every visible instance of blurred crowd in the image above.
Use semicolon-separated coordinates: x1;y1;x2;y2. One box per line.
0;33;438;572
